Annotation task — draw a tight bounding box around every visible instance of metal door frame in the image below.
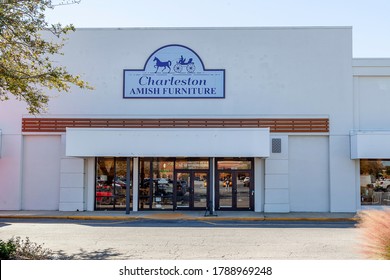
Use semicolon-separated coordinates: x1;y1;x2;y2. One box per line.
215;167;254;210
174;169;209;210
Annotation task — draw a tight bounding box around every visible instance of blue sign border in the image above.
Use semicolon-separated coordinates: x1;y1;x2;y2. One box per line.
123;44;225;99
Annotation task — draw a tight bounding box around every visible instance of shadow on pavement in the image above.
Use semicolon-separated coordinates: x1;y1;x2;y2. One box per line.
0;222;11;228
55;248;122;260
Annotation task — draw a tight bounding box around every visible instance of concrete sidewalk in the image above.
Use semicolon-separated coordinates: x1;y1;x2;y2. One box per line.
0;210;359;222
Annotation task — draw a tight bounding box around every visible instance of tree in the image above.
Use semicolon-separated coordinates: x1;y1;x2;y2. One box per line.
360;159;384;178
0;0;91;114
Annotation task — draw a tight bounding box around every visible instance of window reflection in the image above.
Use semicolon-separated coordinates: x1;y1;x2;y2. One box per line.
153;160;174;210
360;159;390;206
218;172;232;207
139;158;174;210
139;158;151;210
95;157;256;211
217;160;251;170
95;157;131;210
194;172;208;208
216;159;252;210
175;159;209;169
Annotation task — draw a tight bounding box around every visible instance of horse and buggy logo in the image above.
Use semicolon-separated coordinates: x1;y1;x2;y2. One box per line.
153;55;195;73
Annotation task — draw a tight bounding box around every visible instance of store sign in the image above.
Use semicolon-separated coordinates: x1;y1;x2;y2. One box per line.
123;45;225;98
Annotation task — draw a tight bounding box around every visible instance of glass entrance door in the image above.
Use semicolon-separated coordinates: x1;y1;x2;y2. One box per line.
175;171;208;209
216;171;253;210
96;157;132;211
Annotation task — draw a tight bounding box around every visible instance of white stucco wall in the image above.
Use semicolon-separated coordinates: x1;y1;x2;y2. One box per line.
0;134;23;210
0;99;27;210
22;136;61;210
329;135;357;212
264;135;290;213
353;59;390;131
66;128;270;157
289;136;330;212
43;27;352;129
0;27;360;211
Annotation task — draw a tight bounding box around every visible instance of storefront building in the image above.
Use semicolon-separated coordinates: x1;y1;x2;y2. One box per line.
1;27;390;213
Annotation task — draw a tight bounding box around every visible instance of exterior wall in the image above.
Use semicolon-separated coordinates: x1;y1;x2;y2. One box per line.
356;76;390;129
85;158;96;211
0;27;362;212
254;158;265;212
22;136;61;210
264;135;289;212
59;158;85;211
353;59;390;130
44;27;352;123
289;136;329;212
0;100;26;210
65;128;270;157
0;134;23;210
329;135;357;212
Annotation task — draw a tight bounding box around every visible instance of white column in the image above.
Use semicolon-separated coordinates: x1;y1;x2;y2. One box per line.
264;135;290;213
59;158;85;211
132;157;139;212
254;157;265;212
329;136;357;212
210;157;215;213
86;158;95;211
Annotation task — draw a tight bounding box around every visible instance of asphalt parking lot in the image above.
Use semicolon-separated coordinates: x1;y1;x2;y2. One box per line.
0;218;362;260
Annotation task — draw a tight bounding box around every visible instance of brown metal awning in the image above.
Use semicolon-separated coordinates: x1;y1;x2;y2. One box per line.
22;117;329;133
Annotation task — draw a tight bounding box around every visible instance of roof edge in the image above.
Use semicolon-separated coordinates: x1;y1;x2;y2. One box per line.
72;26;353;31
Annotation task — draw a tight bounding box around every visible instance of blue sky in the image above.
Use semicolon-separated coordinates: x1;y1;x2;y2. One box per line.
45;0;390;57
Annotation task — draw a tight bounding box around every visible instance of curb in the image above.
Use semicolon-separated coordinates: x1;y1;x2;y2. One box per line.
0;215;359;222
263;217;359;222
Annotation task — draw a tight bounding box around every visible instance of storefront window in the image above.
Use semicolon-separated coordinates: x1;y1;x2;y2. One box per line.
139;158;151;210
95;157;132;210
360;159;390;206
139;158;174;210
216;159;253;210
115;158;129;208
152;159;174;209
139;158;210;210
